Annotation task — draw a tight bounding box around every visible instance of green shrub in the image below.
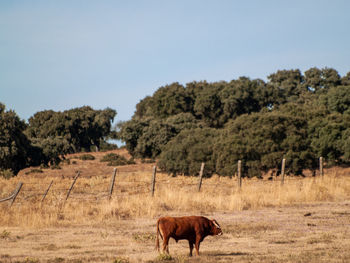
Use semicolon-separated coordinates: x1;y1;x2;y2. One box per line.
62;158;71;165
0;230;10;239
24;257;39;263
78;154;95;161
113;257;129;263
49;258;65;263
156;253;173;261
127;158;136;164
50;164;61;170
141;159;156;163
101;153;123;162
98;140;118;152
101;153;135;166
132;232;155;242
0;169;14;179
25;168;43;175
40;163;49;169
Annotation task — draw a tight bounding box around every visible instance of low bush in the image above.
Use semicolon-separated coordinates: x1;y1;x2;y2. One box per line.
50;164;61;170
141;159;156;163
62;158;71;165
0;169;14;179
25;168;43;175
78;154;95;161
155;254;173;261
113;257;129;263
100;153;135;166
98;141;118;152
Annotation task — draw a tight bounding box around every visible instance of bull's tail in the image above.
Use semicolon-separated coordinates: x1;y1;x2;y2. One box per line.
155;219;162;251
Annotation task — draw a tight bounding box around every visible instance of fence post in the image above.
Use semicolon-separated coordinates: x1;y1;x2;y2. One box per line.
319;157;324;177
281;158;286;185
108;168;117;200
0;182;22;203
66;171;80;201
197;162;205;192
150;166;157;197
237;160;242;189
10;182;23;207
41;180;53;202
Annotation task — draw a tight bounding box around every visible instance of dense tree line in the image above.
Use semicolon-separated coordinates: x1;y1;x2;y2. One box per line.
0;105;116;177
2;67;349;178
118;67;350;177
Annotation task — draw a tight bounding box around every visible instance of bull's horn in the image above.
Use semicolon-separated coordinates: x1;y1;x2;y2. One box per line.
212;219;221;228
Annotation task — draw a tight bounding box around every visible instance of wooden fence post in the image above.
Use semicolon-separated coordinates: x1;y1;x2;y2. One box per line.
41;180;53;202
109;168;117;200
66;171;80;201
281;158;286;185
10;182;23;207
237;160;242;189
197;162;205;192
319;157;324;177
150;166;157;197
0;182;23;204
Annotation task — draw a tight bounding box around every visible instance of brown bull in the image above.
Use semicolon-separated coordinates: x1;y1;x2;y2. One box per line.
155;216;222;256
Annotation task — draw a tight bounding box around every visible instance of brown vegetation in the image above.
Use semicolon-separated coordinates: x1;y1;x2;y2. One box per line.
0;149;350;262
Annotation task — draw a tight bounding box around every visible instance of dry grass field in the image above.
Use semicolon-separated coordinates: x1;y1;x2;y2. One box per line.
1;149;350;263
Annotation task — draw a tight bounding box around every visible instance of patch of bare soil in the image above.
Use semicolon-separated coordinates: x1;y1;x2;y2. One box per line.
1;201;350;263
17;149;155;179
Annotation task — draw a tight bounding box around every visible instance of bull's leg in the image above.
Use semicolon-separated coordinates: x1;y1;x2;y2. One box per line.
188;241;194;257
163;236;170;254
195;239;201;256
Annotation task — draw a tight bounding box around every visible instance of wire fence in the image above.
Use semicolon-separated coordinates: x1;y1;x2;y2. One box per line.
0;157;326;207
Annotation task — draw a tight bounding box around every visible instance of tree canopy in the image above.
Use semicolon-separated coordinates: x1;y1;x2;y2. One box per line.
118;67;350;177
0;105;117;176
2;66;349;178
0;103;34;175
26;106;116;153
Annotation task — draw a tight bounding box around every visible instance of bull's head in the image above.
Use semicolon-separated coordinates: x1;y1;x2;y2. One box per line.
210;219;223;236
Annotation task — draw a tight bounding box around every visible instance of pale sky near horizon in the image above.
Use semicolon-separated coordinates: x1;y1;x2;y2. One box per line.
1;1;350;124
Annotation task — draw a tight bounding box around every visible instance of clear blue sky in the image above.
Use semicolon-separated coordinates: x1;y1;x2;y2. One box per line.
1;0;350;123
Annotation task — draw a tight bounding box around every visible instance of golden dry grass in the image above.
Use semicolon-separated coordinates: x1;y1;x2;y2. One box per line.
1;150;350;262
1;201;350;263
0;149;349;228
